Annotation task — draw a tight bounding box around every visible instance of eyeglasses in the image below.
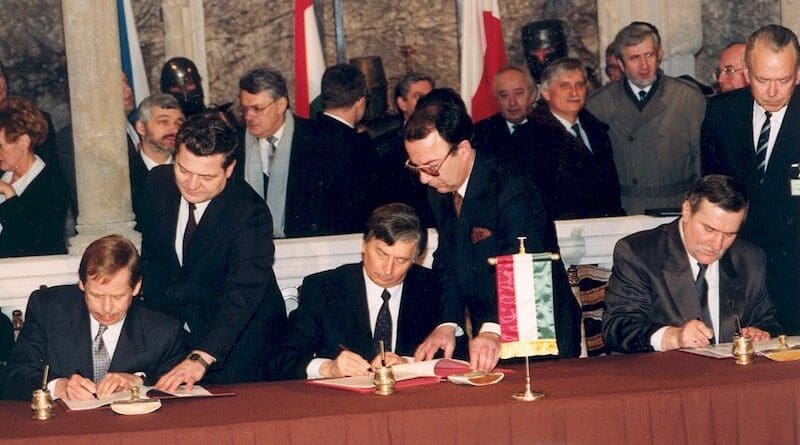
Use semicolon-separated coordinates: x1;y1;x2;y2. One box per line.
240;100;277;117
404;150;454;177
714;67;744;79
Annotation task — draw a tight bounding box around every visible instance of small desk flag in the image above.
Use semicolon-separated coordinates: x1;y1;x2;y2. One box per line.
495;252;559;359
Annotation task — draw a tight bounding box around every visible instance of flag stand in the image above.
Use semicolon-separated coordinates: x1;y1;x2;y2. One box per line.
488;237;559;402
512;355;544;401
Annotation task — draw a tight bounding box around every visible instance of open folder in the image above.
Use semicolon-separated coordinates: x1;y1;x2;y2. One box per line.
308;358;477;393
60;384;232;411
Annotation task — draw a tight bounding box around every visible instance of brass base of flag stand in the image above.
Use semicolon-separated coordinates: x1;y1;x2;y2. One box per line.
512;356;544;401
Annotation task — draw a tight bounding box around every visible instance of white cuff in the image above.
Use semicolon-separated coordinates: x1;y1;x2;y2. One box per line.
479;322;501;336
306;358;328;379
650;326;669;352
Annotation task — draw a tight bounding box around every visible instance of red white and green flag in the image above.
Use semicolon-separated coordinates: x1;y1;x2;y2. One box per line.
495;252;559;358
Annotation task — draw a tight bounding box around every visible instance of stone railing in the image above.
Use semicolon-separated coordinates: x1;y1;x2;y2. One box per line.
0;215;672;318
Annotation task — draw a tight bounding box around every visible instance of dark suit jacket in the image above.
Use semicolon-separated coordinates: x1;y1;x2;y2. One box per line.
528;106;625;219
235;114;372;236
139;166;287;383
472;113;535;163
276;263;465;379
0;160;67;258
701;88;800;333
430;151;581;358
603;219;782;353
0;285;187;400
128;148;148;227
372;125;435;228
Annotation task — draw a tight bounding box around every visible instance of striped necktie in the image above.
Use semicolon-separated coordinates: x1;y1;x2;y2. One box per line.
755;111;772;183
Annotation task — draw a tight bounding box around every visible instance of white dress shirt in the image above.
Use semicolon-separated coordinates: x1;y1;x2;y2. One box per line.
751;102;788;171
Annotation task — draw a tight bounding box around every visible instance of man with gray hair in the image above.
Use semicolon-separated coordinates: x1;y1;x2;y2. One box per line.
586;21;706;214
529;57;624;219
275;203;463;380
702;24;800;334
130;93;184;222
235;67;327;238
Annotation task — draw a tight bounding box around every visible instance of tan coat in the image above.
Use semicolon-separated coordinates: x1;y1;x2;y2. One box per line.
586;75;706;214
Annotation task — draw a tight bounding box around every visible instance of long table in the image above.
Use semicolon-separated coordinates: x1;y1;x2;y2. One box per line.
1;351;798;444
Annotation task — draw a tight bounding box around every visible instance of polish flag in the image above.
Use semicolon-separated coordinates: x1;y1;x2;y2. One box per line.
460;0;507;122
294;0;325;119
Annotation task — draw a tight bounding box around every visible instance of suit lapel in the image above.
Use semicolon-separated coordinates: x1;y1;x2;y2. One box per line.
460;153;492;223
662;222;702;321
765;90;800;185
183;186;232;266
718;252;745;342
56;304;93;379
633;82;668;129
344;264;375;354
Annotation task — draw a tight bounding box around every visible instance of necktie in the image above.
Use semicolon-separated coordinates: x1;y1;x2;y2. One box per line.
183;202;197;257
696;263;715;343
638;90;647;103
511;123;519;134
92;324;110;383
755;111;772;183
453;192;463;218
374;289;392;353
571;122;592;153
259;136;277;198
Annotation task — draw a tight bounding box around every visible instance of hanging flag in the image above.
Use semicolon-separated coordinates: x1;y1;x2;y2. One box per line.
495;251;559;358
460;0;508;122
116;0;150;106
294;0;325;119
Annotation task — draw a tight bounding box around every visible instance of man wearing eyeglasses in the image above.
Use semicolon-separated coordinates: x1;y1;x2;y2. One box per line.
702;24;800;335
405;88;582;372
236;67;331;238
715;42;748;93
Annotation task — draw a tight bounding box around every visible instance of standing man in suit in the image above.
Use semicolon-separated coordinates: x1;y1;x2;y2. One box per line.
529;57;624;219
139;113;286;390
603;175;781;353
714;42;748;93
405;88;581;372
702;24;800;334
472;66;537;159
373;72;436;227
236;67;326;238
0;235;186;400
130;93;184;224
277;203;463;379
586;22;706;214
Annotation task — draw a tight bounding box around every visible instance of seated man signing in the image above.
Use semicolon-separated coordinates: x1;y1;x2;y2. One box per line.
603;175;781;353
276;203;463;379
0;235;186;400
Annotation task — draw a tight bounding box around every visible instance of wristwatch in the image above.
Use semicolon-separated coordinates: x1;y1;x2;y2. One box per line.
187;352;211;369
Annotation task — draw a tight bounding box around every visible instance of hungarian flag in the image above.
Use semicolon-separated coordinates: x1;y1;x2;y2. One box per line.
460;0;507;122
294;0;325;119
495;252;559;358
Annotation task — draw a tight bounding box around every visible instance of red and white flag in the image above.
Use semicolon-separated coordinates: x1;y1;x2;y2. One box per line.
460;0;508;122
294;0;325;119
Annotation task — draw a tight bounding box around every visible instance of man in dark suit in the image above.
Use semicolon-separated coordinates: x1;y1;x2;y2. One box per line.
530;58;624;219
0;235;186;400
405;89;582;372
139;113;286;390
372;72;436;228
130;93;184;225
702;24;800;334
277;203;463;379
603;175;781;353
472;66;537;159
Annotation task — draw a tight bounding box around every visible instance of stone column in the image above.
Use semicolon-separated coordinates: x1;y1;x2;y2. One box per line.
782;0;800;37
62;0;138;252
597;0;702;78
162;0;209;104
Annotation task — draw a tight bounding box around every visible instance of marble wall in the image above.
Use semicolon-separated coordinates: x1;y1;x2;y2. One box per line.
0;0;786;131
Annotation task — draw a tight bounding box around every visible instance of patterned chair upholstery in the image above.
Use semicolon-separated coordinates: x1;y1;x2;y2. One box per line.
568;264;612;357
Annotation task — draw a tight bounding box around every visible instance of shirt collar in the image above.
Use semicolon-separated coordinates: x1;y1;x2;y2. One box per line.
323;112;354;129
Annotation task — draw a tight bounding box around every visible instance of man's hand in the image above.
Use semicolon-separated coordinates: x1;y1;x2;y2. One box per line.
319;350;371;378
741;326;771;342
54;374;97;401
155;351;211;392
414;325;456;362
371;351;408;370
661;319;714;350
0;181;15;199
469;332;501;372
96;372;144;397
